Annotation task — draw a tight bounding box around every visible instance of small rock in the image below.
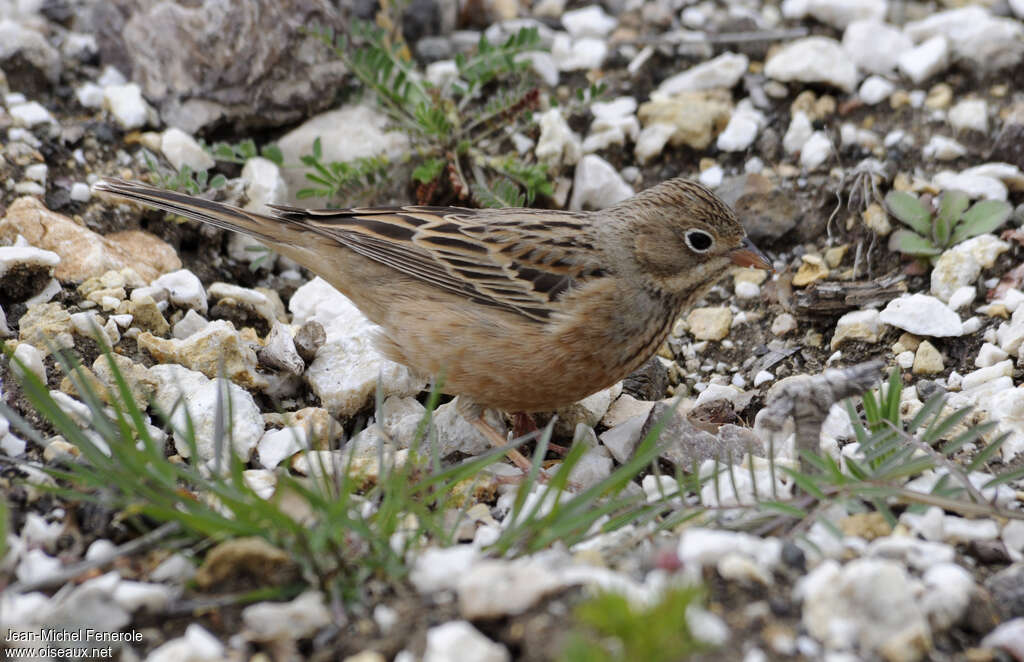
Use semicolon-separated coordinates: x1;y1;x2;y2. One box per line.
457;558;565;619
599;414;647;463
880;294;963;337
858;76;896;105
1;197;180;283
243;590;331;641
569;155;633;211
161;127;214;172
638;89;733;151
257;426;308;470
147;624;224;662
634;123;676;164
913;341;944;374
843;21;913;74
949;98;988;134
716;102;764;152
921;563;975;631
535;108;582;167
656;52;749;96
195;537;299;591
797;558;931;658
103;83;153;129
931;235;1010;302
561;5;616;38
410;545;480;593
831;309;883;349
423;621;510;662
432;398;505;456
792;255;829;286
551;33;607;71
897;36;950;85
150;553;197;585
556;383;621;435
601;393;655;428
293;320;326;363
904;6;1024;72
582;96;639;153
149;364;264;467
687;307;732;341
258;322;304;376
784;0;887;29
976;343;1009;368
70;182;91;202
947;286;976;312
983;618;1024;659
171;309;208;339
19;302;74;354
772;313;798;336
800;132;833;171
923;136;966;161
932;166;1010;201
138;320;266;389
9;100;55;126
764;37;857;93
783;111;813;154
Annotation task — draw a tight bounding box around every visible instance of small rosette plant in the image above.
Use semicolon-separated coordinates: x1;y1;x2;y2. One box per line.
886;189;1012;260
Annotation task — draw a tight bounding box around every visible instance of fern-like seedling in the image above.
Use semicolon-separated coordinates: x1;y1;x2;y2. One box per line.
306;19;559;207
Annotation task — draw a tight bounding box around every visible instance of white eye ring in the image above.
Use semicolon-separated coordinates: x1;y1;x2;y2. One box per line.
685;230;714;253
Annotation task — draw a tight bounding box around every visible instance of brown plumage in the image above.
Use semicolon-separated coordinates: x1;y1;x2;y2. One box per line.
94;177;771;414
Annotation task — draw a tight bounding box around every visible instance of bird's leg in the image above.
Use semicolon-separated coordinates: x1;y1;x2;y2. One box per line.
469;416;534;473
456;397;534;473
511;411;538;439
511;412;570;455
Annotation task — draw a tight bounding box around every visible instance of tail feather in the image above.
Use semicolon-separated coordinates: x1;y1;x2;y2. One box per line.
93;177;293;246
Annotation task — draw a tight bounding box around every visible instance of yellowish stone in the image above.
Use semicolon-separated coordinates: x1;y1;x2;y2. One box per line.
734;267;769;286
925;83;953;110
792;254;829;287
824;245;848;268
912;340;944;375
862;203;891;236
687;307;733;341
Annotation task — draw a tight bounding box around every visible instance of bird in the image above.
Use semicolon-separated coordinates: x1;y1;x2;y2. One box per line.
94;176;772;468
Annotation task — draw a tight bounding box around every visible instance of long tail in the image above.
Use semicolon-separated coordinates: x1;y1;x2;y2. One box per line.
93;177;304;247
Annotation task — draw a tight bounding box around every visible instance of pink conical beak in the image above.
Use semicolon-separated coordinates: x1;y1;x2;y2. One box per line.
730;237;773;271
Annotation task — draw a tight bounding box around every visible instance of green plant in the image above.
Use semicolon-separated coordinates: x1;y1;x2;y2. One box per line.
0;340;525;601
560;587;711;662
1;340;689;603
142;149;227;196
296;138;390;201
140;137;283;198
309;20;580;207
886;189;1012;260
206;138;284;166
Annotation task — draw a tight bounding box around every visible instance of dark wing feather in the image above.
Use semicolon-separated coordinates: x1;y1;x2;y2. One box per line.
274;206;606;322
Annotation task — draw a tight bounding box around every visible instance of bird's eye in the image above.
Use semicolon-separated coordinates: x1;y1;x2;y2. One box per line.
685;230;714;253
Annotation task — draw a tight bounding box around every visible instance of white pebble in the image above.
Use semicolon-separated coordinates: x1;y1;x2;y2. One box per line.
735;281;760;299
70;182;91;202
